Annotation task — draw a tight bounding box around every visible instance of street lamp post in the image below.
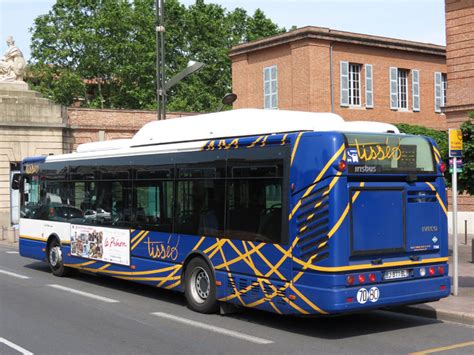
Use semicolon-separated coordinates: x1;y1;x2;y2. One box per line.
156;0;166;120
156;1;204;120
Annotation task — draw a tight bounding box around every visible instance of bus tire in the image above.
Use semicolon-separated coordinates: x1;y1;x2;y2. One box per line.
47;238;70;277
184;257;218;314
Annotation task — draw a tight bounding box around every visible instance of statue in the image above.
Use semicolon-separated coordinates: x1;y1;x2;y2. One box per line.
0;36;26;82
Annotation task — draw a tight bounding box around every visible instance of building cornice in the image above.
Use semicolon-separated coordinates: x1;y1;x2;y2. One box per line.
0;121;70;129
230;26;446;58
444;103;474;113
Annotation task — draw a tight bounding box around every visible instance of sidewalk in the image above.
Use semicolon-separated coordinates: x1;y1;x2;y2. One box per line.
394;234;474;325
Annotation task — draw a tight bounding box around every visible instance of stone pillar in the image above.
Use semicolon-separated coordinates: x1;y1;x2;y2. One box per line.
0;82;70;227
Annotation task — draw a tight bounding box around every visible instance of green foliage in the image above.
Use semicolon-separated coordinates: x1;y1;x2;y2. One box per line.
395;123;448;160
26;63;85;106
459;117;474;194
28;0;284;111
396;119;474;194
395;123;449;182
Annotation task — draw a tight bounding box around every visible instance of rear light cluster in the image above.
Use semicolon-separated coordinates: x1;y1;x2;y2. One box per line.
346;266;445;286
439;161;446;173
338;160;347;172
346;272;377;286
420;266;444;277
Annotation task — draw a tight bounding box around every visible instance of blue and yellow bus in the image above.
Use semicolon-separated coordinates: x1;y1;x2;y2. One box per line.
15;109;450;315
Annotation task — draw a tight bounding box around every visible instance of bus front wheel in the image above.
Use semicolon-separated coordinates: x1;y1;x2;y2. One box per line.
47;238;70;277
184;258;218;314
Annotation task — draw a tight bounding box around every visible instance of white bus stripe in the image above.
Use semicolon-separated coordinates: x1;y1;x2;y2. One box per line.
151;312;273;345
0;337;34;355
0;269;29;279
48;284;119;303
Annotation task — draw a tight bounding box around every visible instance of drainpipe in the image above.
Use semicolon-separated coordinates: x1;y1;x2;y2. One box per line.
330;44;335;113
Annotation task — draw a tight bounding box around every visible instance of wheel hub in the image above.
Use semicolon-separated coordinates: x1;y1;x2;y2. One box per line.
191;267;210;303
49;246;62;267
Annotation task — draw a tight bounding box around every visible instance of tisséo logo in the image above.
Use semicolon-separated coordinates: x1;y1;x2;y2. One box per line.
357;287;380;304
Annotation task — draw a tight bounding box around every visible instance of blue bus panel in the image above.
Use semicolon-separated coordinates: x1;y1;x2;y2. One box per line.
18;130;450;315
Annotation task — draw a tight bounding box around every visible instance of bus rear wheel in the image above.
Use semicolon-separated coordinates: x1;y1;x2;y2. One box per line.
47;238;70;277
184;258;218;314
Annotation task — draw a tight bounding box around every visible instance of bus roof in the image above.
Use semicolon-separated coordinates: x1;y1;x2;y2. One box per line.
76;109;399;154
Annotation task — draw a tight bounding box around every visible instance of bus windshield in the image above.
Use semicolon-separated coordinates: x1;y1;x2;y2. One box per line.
344;133;436;174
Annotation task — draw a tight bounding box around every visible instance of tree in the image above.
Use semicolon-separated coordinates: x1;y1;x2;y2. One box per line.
396;119;474;194
28;0;284;111
396;123;449;180
396;123;448;160
458;115;474;194
26;64;86;106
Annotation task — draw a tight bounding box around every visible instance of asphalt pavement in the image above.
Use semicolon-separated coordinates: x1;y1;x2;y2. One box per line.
1;242;473;355
393;234;474;325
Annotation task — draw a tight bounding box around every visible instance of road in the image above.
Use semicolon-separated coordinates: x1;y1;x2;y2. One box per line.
1;243;473;355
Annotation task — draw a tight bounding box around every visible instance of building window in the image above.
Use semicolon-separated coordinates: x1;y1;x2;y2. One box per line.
348;63;361;106
434;72;446;113
263;66;277;109
442;73;447;107
397;69;409;109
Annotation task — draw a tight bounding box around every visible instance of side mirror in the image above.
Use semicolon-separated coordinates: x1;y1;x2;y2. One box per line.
11;173;21;190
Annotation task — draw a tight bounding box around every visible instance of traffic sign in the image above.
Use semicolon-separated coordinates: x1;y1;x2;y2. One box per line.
448;129;462;296
449;129;463;157
449;158;463;170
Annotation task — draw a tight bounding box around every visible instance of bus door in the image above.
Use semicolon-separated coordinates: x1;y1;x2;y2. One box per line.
10;165;21;225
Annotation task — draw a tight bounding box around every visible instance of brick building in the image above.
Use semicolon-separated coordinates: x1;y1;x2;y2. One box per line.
230;26;447;130
445;0;474;128
444;0;474;228
67;108;193;151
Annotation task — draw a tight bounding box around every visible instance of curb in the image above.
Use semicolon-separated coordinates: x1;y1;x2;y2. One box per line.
0;240;18;249
391;305;474;326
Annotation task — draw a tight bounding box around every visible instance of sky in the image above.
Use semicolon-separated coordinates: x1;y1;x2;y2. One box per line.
0;0;446;61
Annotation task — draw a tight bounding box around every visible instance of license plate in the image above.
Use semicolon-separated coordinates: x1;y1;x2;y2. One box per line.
383;269;410;280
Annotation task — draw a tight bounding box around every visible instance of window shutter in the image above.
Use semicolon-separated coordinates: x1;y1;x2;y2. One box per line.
434;72;442;113
365;64;373;108
263;67;268;109
390;67;398;110
412;69;420;112
272;66;278;109
340;61;349;107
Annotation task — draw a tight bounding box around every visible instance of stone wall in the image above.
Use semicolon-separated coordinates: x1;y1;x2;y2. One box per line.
0;84;69;227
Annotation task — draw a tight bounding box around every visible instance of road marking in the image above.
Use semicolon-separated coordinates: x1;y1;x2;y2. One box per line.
0;337;34;355
151;312;273;345
410;340;474;355
6;251;19;254
0;269;29;279
48;284;119;303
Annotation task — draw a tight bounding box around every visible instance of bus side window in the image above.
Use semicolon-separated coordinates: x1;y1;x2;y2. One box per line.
133;180;173;233
39;179;71;222
226;163;283;243
71;181;96;224
175;179;225;237
20;175;41;219
70;179;132;228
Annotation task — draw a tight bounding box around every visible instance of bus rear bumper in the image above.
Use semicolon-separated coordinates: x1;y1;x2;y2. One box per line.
295;276;451;315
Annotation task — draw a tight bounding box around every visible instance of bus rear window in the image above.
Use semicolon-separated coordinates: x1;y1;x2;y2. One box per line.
344;133;435;174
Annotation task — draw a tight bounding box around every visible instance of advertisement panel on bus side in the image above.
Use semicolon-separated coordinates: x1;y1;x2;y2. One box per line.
70;225;130;266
